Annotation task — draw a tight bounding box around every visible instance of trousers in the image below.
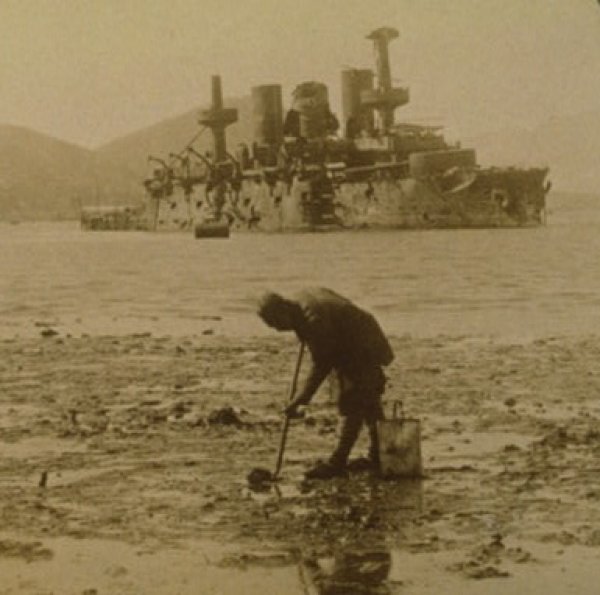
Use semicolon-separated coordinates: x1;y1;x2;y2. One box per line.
328;366;385;467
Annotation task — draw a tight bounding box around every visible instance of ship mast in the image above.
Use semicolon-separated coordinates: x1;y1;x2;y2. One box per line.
198;75;238;163
363;27;409;133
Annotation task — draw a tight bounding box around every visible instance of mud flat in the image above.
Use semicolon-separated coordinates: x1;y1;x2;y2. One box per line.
1;332;600;594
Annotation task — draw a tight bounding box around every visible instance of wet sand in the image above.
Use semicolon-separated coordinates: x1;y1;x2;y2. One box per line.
1;331;599;593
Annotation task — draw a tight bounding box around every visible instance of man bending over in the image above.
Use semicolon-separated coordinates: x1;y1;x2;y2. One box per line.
257;287;394;479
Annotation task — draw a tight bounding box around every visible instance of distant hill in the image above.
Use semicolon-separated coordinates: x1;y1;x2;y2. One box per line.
471;110;600;194
1;104;598;221
0;97;254;221
98;103;600;195
0;125;144;221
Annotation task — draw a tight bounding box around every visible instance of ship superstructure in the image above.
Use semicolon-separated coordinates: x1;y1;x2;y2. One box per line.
141;27;550;235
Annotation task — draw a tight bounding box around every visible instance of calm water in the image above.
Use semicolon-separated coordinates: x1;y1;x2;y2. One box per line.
1;193;599;341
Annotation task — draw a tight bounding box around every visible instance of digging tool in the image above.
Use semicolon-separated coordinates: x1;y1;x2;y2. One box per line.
273;341;305;478
247;341;305;487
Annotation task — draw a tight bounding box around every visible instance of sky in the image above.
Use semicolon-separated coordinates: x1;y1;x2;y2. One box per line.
1;0;599;148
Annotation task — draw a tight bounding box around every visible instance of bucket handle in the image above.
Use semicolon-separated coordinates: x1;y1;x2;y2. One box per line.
392;400;404;420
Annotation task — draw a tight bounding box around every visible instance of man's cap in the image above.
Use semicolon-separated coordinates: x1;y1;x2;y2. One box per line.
257;291;288;320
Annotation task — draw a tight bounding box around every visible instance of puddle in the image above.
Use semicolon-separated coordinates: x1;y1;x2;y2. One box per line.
389;541;600;595
2;532;597;595
0;436;88;460
0;533;306;595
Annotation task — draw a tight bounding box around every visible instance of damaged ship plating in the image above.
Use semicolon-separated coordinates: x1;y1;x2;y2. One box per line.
142;27;550;234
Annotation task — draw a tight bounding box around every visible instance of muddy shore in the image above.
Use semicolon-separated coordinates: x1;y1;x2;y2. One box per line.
1;331;599;594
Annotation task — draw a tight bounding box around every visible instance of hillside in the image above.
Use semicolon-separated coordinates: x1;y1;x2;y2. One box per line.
2;103;598;221
100;102;600;195
0;96;255;221
0;125;144;221
96;96;254;181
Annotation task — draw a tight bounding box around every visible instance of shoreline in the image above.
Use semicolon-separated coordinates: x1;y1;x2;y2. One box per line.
1;332;599;593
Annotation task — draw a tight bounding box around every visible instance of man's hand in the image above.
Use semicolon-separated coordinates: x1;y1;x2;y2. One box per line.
284;397;307;419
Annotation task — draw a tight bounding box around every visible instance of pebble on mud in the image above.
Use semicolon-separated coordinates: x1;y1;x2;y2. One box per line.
0;539;53;562
461;564;510;579
169;400;190;417
584;529;600;546
40;328;59;338
208;406;242;426
247;467;274;491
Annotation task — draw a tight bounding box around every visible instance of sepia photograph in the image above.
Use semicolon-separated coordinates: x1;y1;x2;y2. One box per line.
1;0;599;593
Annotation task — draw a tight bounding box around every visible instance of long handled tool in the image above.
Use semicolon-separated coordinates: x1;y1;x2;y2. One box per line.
247;341;305;488
273;341;305;479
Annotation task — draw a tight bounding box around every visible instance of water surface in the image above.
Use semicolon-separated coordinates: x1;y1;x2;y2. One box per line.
1;192;598;340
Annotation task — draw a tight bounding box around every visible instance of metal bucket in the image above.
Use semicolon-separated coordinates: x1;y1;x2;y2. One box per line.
377;401;423;478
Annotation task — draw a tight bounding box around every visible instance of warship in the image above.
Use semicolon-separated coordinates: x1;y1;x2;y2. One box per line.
140;27;550;237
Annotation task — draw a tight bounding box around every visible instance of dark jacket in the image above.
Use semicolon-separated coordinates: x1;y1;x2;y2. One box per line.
292;288;394;410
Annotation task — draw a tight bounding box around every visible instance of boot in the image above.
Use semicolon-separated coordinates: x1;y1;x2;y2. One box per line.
305;461;348;480
345;421;381;473
305;415;362;480
346;456;374;472
328;414;363;469
364;420;382;473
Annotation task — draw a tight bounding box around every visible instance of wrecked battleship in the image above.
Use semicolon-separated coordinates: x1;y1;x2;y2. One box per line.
142;27;550;235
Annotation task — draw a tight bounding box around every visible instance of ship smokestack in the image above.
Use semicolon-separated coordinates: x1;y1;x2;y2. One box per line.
251;84;283;146
341;68;374;138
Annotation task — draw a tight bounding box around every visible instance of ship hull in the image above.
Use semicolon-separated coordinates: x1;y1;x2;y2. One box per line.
145;166;548;233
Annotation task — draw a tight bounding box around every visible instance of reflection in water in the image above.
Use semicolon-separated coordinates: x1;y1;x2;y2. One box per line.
297;478;423;594
367;477;424;525
299;542;392;595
